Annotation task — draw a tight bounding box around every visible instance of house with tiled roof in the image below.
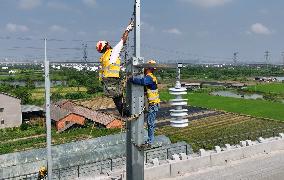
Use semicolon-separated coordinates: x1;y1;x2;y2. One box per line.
51;99;122;132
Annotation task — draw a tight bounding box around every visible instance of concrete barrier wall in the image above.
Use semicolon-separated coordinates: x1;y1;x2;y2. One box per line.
144;134;284;180
0;134;171;179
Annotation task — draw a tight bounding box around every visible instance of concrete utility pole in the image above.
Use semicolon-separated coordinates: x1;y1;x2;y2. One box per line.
281;52;284;65
126;0;145;179
44;38;52;180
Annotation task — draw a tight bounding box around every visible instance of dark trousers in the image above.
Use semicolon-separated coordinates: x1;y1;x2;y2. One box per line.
146;104;159;144
113;95;124;116
101;78;126;116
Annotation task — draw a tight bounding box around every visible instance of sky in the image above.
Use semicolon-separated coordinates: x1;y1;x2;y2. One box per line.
0;0;284;64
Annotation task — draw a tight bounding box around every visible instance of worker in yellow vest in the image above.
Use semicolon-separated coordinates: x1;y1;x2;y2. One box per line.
131;60;160;147
96;20;134;115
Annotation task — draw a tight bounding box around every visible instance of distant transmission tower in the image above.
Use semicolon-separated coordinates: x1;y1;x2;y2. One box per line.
233;52;238;65
82;43;88;62
264;50;270;65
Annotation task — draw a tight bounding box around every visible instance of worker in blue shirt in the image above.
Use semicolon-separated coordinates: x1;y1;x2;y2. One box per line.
131;60;160;147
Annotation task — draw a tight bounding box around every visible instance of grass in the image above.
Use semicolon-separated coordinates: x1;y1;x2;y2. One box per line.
187;93;284;121
157;113;284;152
31;86;87;99
160;90;284;121
0;125;120;154
246;83;284;95
0;126;46;142
32;87;87;93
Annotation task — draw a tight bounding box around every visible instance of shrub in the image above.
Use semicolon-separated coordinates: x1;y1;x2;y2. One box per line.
20;123;29;131
51;92;64;101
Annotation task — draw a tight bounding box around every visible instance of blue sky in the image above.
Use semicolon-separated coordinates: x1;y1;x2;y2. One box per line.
0;0;283;64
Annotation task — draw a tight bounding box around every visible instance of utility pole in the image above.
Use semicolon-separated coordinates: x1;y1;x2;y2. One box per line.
281;52;284;66
233;52;238;65
44;38;52;180
82;43;88;62
126;0;144;180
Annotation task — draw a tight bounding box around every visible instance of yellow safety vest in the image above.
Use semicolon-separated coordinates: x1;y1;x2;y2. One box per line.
146;73;160;105
99;49;121;78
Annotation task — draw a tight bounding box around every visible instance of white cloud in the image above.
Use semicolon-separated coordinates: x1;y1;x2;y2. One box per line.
49;25;68;33
18;0;41;10
163;28;182;35
250;23;271;35
82;0;96;7
6;23;29;32
180;0;232;8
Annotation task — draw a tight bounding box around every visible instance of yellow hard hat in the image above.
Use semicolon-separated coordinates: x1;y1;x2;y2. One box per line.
40;166;47;172
146;59;157;70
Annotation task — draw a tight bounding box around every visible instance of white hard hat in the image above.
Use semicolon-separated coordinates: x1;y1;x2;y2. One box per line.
96;40;108;53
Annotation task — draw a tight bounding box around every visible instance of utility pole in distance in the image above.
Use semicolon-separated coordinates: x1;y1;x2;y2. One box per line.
281;52;284;66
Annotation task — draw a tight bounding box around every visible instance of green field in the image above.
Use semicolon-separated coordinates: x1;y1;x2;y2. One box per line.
159;86;284;152
157;113;284;152
187;93;284;121
0;126;120;154
246;83;284;94
160;90;284;121
32;87;87;99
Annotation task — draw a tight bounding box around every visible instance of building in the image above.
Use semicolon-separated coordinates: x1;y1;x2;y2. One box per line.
51;103;85;132
0;93;22;128
223;83;247;89
255;77;277;82
181;82;201;89
51;99;122;132
21;105;45;125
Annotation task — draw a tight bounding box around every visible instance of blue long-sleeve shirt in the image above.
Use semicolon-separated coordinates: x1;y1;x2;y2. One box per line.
132;75;157;90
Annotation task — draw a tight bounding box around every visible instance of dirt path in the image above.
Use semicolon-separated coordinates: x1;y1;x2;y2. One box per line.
1;134;46;144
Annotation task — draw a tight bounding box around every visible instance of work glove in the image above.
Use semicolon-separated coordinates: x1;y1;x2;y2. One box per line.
126;19;134;32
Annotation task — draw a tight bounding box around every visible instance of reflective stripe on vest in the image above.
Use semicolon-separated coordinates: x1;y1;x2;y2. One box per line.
99;49;121;78
146;73;160;104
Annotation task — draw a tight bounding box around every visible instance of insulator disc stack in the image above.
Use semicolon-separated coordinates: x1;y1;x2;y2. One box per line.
169;79;188;128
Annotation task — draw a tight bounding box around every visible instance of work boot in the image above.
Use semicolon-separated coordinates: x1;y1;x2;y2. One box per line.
141;141;151;149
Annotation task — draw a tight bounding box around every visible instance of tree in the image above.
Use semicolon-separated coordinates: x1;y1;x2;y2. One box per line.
85;79;103;94
13;87;32;104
